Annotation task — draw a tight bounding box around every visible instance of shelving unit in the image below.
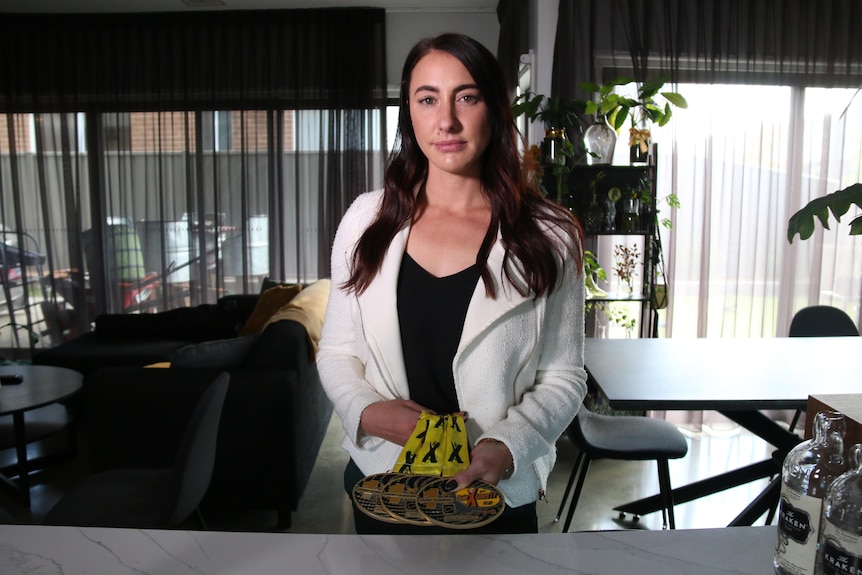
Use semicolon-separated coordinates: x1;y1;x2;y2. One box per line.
563;153;663;339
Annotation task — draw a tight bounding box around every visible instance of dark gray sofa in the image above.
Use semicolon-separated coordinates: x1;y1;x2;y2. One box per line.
32;281;333;529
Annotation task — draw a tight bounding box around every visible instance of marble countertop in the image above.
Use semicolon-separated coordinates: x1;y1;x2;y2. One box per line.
0;524;776;574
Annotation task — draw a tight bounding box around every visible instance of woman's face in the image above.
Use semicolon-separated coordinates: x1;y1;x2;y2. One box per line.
407;50;491;180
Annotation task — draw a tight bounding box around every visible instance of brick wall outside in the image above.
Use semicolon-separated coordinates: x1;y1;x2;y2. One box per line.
129;111;194;152
1;110;297;153
0;114;34;153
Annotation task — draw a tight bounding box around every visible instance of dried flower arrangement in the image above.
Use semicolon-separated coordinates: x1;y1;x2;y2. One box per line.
613;244;640;293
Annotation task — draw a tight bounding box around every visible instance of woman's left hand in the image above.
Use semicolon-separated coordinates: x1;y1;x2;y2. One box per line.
444;438;513;492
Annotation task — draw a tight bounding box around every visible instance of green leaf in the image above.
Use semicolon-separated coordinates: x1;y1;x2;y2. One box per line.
662;92;688;109
579;82;601;93
639;75;668;100
611;105;630;130
787;183;862;242
656;103;673;127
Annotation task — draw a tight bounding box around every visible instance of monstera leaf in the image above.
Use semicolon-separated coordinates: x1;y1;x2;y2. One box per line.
788;183;862;243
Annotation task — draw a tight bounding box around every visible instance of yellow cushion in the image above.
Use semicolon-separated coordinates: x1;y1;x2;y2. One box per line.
238;284;303;336
261;278;331;359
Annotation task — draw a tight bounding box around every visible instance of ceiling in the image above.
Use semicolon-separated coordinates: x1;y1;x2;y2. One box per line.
0;0;498;13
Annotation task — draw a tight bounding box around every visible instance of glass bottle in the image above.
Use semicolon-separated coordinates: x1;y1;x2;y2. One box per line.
775;411;847;575
817;443;862;575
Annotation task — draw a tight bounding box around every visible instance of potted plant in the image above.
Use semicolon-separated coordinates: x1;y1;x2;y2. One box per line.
788;89;861;242
787;183;862;242
511;93;585;132
613;243;641;296
579;76;688;164
584;249;607;297
512;93;588;201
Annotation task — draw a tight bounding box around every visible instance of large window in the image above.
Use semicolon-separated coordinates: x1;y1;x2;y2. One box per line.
0;105;385;352
647;84;862;338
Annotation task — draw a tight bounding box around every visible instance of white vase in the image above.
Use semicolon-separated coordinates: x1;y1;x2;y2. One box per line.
584;115;617;165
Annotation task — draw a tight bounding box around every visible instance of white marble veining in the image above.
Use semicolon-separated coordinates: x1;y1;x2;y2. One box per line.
0;524;776;574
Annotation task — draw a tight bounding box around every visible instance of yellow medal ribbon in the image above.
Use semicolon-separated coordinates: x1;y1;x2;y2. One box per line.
394;411;470;477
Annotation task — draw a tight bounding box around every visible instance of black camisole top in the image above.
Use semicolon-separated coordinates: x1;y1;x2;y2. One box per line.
397;252;481;414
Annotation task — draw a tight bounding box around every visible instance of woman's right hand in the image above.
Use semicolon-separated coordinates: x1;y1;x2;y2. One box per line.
359;399;431;446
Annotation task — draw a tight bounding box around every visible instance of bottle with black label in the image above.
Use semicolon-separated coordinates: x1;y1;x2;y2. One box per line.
818;443;862;575
775;410;847;575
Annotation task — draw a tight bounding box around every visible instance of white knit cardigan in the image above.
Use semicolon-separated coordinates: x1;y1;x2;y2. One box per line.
317;190;588;507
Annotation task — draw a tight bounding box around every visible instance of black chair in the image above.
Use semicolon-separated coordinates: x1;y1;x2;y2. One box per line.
556;409;688;532
43;372;229;529
746;306;860;527
789;305;859;338
786;306;858;431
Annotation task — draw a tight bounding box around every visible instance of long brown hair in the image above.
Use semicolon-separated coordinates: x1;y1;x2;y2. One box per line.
346;33;583;298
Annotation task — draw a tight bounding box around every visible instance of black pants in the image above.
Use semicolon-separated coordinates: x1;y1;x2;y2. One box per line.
344;459;538;535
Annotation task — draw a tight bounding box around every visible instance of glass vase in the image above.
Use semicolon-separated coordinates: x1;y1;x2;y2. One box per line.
584;114;616;165
619;198;641;232
628;116;651;165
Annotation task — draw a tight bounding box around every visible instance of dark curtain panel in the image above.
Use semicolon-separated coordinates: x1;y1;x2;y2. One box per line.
497;0;531;94
0;9;386;356
553;0;862;95
0;9;387;112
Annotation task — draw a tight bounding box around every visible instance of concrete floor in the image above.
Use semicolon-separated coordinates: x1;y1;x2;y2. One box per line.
0;411;778;533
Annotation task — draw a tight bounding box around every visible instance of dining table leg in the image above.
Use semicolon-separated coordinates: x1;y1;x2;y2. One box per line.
612;409;802;526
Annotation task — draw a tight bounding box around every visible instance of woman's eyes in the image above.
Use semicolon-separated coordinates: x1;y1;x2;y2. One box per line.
416;93;482;106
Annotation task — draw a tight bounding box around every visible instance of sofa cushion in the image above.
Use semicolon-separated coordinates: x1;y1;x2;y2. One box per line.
238;284;302;336
243;320;310;371
159;304;239;341
171;334;257;369
33;332;195;375
260;278;330;359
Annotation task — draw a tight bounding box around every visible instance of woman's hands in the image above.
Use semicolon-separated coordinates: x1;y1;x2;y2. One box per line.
359;399;430;446
361;403;514;491
445;438;514;491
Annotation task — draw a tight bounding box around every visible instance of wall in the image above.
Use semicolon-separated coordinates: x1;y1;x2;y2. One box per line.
385;10;499;91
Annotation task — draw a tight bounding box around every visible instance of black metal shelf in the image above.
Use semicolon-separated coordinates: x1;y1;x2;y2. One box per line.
572;151;662;339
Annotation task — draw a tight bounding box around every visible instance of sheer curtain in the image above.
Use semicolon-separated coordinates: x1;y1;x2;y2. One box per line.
0;9;386;357
552;0;862;430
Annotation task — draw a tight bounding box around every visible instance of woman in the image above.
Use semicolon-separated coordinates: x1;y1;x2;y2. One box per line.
317;33;588;534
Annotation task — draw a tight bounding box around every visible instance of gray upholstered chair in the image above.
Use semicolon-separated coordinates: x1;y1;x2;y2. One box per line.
44;372;229;529
556;409;688;531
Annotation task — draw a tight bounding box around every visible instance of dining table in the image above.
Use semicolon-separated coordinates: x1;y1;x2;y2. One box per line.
583;336;861;526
